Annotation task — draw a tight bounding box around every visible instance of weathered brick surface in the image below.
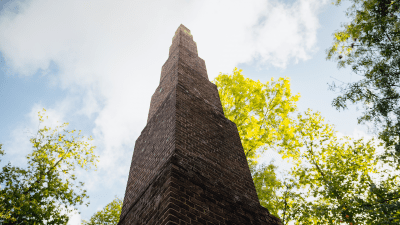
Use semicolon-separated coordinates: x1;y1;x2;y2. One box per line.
119;24;282;225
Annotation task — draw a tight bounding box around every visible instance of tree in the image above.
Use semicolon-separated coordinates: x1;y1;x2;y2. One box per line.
281;109;400;224
82;196;122;225
213;67;300;168
0;109;99;224
0;144;13;223
251;160;283;218
249;108;400;224
326;1;400;222
214;68;400;224
327;0;400;151
213;68;302;221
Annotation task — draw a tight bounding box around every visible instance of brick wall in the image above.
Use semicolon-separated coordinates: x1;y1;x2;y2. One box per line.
119;24;282;225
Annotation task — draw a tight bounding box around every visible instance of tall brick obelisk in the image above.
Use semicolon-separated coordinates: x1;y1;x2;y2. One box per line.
118;24;282;225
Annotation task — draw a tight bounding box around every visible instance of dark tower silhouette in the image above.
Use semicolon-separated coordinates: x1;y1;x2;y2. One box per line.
118;24;282;225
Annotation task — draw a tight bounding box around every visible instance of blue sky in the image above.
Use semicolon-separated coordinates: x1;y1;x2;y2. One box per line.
0;0;371;223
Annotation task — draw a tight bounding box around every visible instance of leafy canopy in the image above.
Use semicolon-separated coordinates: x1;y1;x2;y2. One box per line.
248;108;399;224
213;67;300;167
283;110;391;224
82;196;122;225
213;68;301;220
0;109;99;224
214;68;400;224
327;0;400;149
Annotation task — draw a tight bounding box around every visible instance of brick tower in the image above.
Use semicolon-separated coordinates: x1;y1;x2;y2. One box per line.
118;24;282;225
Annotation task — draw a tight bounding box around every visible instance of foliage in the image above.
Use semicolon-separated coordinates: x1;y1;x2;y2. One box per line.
327;0;400;150
213;68;302;222
0;144;13;223
280;109;400;224
326;0;400;222
251;161;283;218
214;68;400;224
251;162;306;224
0;109;99;224
82;196;122;225
213;67;300;168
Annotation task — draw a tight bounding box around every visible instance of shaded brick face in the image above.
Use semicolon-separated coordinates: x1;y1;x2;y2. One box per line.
119;24;282;225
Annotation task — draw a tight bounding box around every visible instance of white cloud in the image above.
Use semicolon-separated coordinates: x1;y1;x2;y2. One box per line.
0;0;330;219
0;0;329;161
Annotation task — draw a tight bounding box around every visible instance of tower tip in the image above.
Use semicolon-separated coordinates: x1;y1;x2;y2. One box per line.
176;24;191;36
